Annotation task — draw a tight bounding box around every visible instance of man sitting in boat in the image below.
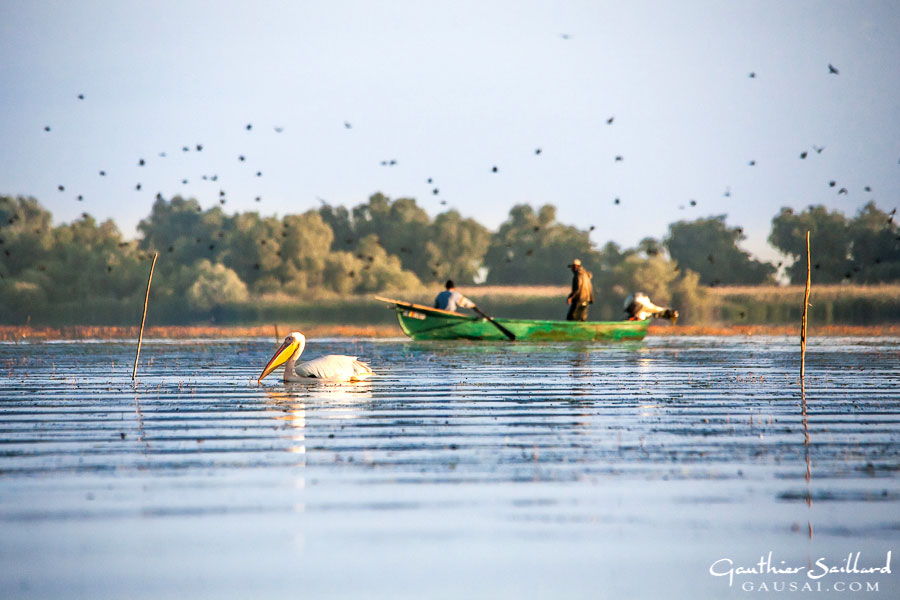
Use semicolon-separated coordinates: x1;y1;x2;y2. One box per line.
624;292;679;323
435;280;476;313
566;258;594;321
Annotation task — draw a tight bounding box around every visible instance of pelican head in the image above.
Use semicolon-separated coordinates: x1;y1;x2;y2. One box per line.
258;332;306;383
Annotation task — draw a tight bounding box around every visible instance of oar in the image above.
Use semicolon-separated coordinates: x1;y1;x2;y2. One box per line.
471;305;516;341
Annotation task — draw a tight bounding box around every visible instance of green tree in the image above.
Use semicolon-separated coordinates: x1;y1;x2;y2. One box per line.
769;206;851;284
426;210;491;284
0;196;54;278
484;204;599;284
846;202;900;283
666;215;775;285
186;259;249;311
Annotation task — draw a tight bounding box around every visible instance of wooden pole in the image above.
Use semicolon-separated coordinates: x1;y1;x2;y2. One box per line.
132;252;158;380
800;231;811;380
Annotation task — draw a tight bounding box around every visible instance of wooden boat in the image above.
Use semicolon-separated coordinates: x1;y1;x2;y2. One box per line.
375;296;649;341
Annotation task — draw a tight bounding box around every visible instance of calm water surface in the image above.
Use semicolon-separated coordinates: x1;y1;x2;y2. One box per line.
1;336;898;598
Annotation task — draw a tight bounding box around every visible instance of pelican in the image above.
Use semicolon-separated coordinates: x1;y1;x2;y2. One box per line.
257;332;374;383
624;293;679;323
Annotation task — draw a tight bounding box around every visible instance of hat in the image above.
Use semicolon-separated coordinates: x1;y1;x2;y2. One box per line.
568;258;582;267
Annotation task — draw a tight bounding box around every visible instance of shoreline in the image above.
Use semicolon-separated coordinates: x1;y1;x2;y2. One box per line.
3;323;900;342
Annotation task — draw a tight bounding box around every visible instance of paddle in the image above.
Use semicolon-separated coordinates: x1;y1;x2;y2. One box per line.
471;305;516;341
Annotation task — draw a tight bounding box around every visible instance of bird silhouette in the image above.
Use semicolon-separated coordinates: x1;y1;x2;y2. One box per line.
829;180;836;187
196;144;203;151
344;121;352;129
432;188;439;195
138;159;145;166
864;186;872;192
99;170;106;176
246;124;252;131
492;166;498;172
614;197;620;205
689;199;697;207
828;64;839;74
814;146;825;154
615;155;623;162
78;94;84;100
44;126;51;132
274;126;284;133
559;33;571;40
748;160;756;166
535;148;542;155
606;116;614;124
239;155;246;161
838;188;848;195
57;185;64;192
748;72;756;78
800;151;808;159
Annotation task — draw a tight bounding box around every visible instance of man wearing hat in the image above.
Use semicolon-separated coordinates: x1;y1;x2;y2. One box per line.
566;258;594;321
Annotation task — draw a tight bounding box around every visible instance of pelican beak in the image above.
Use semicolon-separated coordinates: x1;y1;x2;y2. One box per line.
258;340;298;383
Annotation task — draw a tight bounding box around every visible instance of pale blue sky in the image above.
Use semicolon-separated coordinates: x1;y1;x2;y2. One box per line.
2;0;898;265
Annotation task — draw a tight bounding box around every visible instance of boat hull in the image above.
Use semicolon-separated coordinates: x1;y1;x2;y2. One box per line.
376;297;648;341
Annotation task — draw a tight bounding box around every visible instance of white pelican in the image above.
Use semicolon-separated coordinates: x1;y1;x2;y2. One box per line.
624;293;679;323
257;332;374;384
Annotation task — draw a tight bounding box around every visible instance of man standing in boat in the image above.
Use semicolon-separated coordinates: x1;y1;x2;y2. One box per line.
435;280;476;313
566;258;594;321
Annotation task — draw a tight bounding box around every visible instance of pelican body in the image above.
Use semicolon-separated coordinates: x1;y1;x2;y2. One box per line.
258;332;374;383
624;293;679;323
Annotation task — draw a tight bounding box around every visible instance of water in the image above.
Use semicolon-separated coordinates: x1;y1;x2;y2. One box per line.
1;336;898;598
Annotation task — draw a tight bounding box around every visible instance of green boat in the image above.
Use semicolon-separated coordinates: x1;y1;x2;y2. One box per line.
375;296;649;341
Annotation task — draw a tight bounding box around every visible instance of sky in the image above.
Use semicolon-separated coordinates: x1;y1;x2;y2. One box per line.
1;0;898;266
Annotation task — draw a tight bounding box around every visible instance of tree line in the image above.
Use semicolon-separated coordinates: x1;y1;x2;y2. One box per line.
1;192;898;324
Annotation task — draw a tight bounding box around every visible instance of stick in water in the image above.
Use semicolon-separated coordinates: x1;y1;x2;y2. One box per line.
800;231;811;380
132;252;159;380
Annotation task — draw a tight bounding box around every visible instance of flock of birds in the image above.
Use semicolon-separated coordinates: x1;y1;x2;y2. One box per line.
39;55;889;257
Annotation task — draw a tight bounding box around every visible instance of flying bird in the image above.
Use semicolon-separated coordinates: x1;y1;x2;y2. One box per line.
492;166;498;172
606;116;614;124
828;64;839;74
748;72;756;78
344;121;352;129
614;155;623;162
748;160;756;166
258;332;374;383
800;151;808;159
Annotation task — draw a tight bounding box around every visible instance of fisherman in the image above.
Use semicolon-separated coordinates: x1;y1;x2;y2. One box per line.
566;258;594;321
434;280;476;313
